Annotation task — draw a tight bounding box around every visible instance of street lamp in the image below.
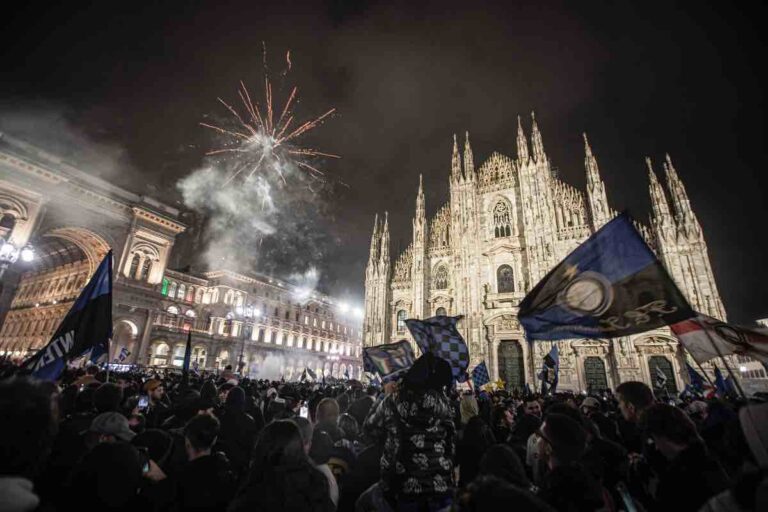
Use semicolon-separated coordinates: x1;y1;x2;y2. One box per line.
0;239;35;279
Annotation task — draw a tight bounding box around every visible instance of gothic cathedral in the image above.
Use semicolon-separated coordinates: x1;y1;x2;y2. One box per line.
363;113;725;393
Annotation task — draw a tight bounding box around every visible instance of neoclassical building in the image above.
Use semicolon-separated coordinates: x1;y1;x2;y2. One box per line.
363;114;728;393
0;133;362;379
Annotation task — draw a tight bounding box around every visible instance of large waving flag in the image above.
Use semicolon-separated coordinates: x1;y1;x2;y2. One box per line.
24;251;113;380
362;340;416;382
671;314;768;365
519;213;693;340
406;315;470;382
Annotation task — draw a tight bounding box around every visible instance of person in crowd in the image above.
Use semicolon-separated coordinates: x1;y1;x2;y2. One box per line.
457;415;496;487
700;401;768;512
478;443;534;491
144;379;171;428
64;441;148;511
93;382;123;414
579;396;620;443
459;393;479;426
640;403;729;511
0;377;57;512
347;385;376;428
361;353;455;511
228;420;335;512
537;413;606;512
453;475;554;512
316;397;341;427
615;381;654;452
293;416;340;508
490;403;516;444
175;414;236;511
216;386;258;479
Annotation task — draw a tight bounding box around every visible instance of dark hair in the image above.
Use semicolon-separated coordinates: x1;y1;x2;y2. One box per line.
67;442;142;508
454;476;553;511
542;413;587;464
93;382;123;413
338;413;359;440
616;381;654;411
640;404;701;446
231;420;334;512
479;444;531;489
315;398;339;423
0;377;57;477
184;414;220;451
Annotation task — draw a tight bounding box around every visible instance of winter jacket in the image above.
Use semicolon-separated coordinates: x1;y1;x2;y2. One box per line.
363;389;455;500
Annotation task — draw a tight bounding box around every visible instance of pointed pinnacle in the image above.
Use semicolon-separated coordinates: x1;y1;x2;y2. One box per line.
583;132;593;157
418;173;423;191
465;130;470;144
517;115;523;129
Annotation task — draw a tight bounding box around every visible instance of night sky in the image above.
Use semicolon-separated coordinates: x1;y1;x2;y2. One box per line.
1;0;766;322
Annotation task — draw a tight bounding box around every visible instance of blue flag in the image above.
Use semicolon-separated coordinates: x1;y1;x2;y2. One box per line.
519;213;694;340
363;340;416;382
524;382;533;397
539;344;559;395
713;365;728;396
24;251;113;380
686;363;705;392
405;316;470;382
471;362;491;390
306;367;318;380
344;366;350;380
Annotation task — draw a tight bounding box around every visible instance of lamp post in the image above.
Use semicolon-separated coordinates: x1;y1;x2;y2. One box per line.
0;239;35;279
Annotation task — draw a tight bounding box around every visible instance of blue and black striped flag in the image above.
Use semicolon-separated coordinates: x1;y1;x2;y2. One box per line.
406;315;470;382
24;251;113;380
519;213;693;340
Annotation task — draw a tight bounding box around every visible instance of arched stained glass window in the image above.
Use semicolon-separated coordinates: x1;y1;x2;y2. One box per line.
493;201;512;238
497;265;515;293
177;284;186;300
434;266;449;290
168;281;177;297
397;310;407;332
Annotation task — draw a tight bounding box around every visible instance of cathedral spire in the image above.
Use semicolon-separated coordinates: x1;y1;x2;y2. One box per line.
530;111;546;162
583;133;600;186
367;213;380;270
583;133;610;228
451;133;462;181
647;157;673;225
663;153;700;233
413;174;427;244
463;131;474;178
379;211;390;267
416;174;425;218
516;115;529;163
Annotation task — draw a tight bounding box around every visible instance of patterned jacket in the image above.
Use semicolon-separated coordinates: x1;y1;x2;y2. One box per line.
364;388;456;499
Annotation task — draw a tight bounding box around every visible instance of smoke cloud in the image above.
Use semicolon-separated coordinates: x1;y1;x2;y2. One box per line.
177;149;338;286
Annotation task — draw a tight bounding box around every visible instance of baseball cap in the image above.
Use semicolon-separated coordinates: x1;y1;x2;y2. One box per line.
581;397;601;409
90;412;136;442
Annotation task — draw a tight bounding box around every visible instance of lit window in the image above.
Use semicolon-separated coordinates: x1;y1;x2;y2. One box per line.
185;309;196;318
167;305;179;315
397;310;407;332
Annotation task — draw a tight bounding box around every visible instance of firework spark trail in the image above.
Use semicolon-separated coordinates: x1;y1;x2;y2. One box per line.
200;47;338;187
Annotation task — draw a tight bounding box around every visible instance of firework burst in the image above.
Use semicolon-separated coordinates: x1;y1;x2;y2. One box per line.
201;47;338;186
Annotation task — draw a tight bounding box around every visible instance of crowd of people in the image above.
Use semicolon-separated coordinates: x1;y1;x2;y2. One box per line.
0;353;766;512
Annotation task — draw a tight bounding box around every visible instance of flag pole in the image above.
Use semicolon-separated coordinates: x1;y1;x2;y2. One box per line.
694;318;747;399
693;358;716;389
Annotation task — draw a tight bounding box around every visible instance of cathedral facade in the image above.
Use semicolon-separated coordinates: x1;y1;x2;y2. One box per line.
363;113;727;393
